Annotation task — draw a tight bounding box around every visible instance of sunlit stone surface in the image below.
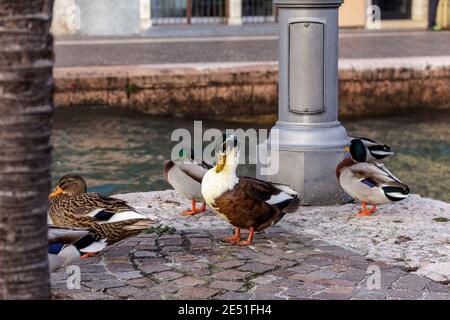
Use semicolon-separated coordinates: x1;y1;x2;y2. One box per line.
117;191;450;283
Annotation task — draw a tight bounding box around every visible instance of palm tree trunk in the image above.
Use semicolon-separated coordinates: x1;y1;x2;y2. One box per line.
0;0;54;299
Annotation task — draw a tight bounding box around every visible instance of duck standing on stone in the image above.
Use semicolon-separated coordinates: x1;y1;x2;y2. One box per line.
164;149;213;216
48;226;107;272
49;174;154;244
201;135;300;245
337;138;409;216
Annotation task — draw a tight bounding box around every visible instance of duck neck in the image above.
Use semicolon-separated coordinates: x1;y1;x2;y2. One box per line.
220;166;239;186
336;157;355;180
163;160;175;180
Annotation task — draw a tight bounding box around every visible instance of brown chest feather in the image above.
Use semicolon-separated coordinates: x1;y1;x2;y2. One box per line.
213;187;286;231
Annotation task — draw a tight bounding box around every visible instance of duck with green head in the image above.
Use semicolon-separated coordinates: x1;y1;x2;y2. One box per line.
338;138;409;216
345;137;394;163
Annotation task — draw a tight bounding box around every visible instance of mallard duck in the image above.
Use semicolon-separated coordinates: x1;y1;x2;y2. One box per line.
164;149;213;216
48;226;107;272
346;137;394;162
337;147;409;216
201;135;300;246
49;174;154;244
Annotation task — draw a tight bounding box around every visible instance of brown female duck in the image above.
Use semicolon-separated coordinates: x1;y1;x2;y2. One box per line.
49;174;154;244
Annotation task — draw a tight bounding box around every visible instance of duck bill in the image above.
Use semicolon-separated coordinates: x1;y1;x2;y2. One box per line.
216;153;226;173
344;146;350;153
49;186;63;199
216;134;239;173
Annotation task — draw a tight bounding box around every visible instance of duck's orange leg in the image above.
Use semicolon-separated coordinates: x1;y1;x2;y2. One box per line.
198;202;207;212
223;227;241;244
238;227;254;246
80;252;97;259
357;202;377;216
183;199;206;216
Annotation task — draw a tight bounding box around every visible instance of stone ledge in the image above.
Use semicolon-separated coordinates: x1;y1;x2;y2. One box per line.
54;57;450;121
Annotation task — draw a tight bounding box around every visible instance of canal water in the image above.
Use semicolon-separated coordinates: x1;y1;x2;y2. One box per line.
52;106;450;203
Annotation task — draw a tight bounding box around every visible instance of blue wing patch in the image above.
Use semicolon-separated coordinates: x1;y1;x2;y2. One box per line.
48;243;65;254
360;178;377;188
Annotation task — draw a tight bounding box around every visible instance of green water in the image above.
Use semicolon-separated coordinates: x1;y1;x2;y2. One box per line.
52;106;450;203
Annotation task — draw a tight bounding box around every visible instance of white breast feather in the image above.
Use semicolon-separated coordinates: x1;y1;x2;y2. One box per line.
201;169;239;208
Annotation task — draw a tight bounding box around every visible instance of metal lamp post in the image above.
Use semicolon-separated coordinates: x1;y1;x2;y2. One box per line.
258;0;349;205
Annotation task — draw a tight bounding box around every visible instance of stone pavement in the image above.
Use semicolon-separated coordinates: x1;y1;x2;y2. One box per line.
54;29;450;67
51;227;450;300
50;191;450;300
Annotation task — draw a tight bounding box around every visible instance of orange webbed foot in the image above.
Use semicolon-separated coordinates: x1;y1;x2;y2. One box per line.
357;209;374;216
80;252;97;259
356;202;377;217
182;200;206;216
356;205;377;217
237;240;253;246
223;236;241;244
236;227;254;246
183;209;201;216
222;227;241;244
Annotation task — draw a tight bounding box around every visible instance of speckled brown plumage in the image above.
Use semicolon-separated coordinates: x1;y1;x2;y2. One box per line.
211;177;300;232
49;193;153;244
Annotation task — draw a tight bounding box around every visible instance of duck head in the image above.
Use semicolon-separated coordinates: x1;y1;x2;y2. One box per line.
346;138;393;162
178;148;194;161
346;139;367;162
215;135;239;174
49;174;87;199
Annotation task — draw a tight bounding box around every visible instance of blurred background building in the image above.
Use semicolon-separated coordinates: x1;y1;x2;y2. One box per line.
52;0;450;36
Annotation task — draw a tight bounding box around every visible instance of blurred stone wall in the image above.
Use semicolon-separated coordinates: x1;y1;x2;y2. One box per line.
53;58;450;121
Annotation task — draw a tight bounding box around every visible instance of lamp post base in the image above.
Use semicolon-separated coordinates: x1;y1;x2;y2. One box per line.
257;121;351;205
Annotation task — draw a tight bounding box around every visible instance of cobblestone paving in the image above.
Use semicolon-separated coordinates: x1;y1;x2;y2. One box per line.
51;227;450;300
118;191;450;283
